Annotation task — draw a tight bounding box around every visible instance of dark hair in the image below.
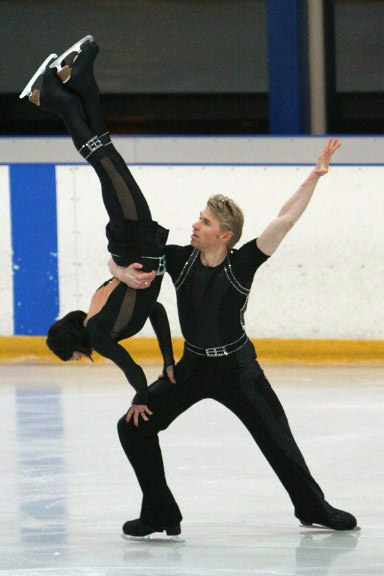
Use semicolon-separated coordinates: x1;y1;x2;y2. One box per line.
46;310;93;361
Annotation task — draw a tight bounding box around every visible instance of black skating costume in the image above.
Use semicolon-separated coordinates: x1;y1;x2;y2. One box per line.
118;240;356;531
32;41;173;403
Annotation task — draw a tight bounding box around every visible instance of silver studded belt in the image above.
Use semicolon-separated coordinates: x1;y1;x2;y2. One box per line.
185;332;248;357
141;255;166;276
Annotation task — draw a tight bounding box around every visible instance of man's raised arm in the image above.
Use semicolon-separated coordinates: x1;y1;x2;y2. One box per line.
256;138;341;256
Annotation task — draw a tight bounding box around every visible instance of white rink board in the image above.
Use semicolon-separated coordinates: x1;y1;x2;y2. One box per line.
55;164;384;340
56;166;111;317
0;166;14;335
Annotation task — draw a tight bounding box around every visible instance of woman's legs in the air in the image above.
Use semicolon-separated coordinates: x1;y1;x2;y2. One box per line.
50;38;151;223
21;44;153;266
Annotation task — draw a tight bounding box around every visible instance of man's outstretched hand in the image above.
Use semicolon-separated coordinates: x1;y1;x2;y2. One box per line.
314;137;341;176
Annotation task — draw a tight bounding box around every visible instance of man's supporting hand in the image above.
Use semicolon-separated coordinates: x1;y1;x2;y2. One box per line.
108;259;156;289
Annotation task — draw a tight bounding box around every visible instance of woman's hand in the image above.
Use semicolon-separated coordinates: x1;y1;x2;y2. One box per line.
164;364;176;384
125;403;153;427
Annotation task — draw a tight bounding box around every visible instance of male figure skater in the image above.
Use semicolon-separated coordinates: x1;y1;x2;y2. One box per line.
111;138;357;541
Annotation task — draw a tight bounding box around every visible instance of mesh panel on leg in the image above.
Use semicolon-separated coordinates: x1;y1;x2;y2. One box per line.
99;155;152;221
111;287;137;338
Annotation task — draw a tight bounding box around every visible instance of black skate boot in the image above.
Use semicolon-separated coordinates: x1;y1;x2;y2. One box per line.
50;36;110;149
121;518;184;542
49;35;96;86
32;67;81;116
295;501;358;531
19;54;58;104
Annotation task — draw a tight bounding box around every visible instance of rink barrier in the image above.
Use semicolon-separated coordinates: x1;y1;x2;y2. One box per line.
2;141;384;342
0;336;383;364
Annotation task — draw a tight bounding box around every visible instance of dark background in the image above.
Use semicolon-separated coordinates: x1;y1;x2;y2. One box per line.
0;0;383;135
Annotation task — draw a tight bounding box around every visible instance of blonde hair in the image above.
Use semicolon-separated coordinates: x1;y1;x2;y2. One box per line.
207;194;244;250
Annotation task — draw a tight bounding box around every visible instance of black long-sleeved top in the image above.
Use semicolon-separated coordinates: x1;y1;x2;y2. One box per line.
86;276;174;405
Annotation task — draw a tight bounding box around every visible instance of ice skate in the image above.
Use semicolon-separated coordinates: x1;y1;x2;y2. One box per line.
49;36;107;145
49;35;94;82
20;61;96;158
295;502;358;531
53;39;99;89
121;519;184;542
22;66;78;114
19;53;58;103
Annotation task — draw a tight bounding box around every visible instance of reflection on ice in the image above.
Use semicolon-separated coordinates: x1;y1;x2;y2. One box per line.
0;363;382;575
16;388;67;546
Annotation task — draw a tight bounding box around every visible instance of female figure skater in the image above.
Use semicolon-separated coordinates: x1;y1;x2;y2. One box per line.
20;36;174;406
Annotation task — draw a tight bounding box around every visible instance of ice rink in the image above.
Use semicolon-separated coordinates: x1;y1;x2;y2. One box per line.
1;361;383;576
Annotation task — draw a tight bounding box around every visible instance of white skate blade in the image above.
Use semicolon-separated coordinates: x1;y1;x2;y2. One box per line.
121;532;185;543
49;35;94;71
19;53;58;99
300;522;332;529
300;522;361;531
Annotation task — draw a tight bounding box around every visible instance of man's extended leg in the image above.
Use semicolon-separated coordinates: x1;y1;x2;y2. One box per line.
117;372;202;539
212;361;357;530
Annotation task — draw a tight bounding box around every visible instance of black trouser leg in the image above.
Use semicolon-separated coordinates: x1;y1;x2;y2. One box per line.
212;364;326;516
117;419;182;525
117;376;200;525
